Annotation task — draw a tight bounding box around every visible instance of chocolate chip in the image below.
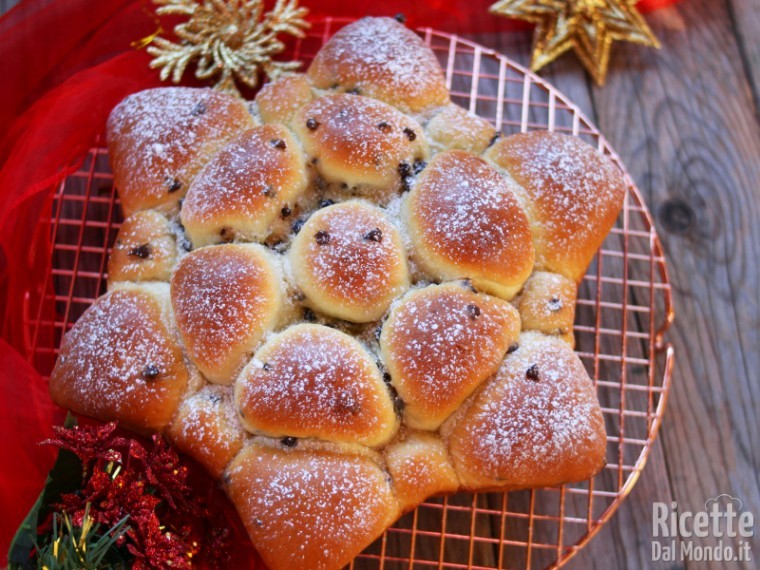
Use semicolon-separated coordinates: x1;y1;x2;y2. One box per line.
526;364;540;382
487;132;502;148
394;13;406;23
466;304;481;319
318;198;334;209
291;219;305;234
398;162;412;179
206;393;222;404
303;308;316;322
315;230;331;245
382;371;392;384
280;205;292;218
461;278;477;293
263;186;277;198
374;326;383;341
413;159;427;175
281;436;297;448
128;243;152;259
142;364;160;380
547;297;563;312
191;101;207;116
377;121;392;134
166;177;182;193
270;138;287;150
262;362;271;371
306;118;319;130
363;228;383;242
346;86;361;95
220;227;235;243
403;127;417;141
507;342;520;354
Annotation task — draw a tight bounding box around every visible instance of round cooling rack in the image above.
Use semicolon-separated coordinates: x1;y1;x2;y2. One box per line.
18;18;675;570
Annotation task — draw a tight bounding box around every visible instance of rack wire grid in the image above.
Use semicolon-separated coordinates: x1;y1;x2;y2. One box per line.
16;18;675;570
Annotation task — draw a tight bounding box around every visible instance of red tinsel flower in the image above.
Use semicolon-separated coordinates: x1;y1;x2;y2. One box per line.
143;435;197;514
41;422;129;467
128;513;192;570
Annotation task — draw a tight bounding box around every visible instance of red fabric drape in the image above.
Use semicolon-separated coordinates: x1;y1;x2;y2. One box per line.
0;0;679;564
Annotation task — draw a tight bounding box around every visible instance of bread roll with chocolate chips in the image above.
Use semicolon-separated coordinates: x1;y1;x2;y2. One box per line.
289;200;410;322
256;74;315;124
485;131;626;282
107;87;256;217
425;103;497;155
403;150;535;299
384;430;459;512
166;385;248;479
443;332;606;490
380;283;521;430
235;324;399;447
181;125;308;248
308;17;449;113
107;210;177;286
225;439;399;570
516;271;577;346
49;283;189;434
292;94;428;193
170;244;282;385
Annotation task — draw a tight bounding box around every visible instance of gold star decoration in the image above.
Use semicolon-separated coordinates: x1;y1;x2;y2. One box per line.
146;0;309;96
489;0;660;85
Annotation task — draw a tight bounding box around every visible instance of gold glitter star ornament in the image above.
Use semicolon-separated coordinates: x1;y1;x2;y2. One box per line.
147;0;309;96
489;0;660;85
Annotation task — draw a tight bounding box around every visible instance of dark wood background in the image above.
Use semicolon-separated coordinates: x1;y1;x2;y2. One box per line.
2;0;758;568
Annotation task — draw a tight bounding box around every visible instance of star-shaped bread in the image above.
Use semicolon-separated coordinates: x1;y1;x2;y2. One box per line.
490;0;660;84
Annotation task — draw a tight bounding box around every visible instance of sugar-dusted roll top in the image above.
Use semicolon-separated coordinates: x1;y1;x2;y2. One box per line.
49;283;189;434
106;87;256;217
486;131;626;282
403;150;535;299
308;17;449;113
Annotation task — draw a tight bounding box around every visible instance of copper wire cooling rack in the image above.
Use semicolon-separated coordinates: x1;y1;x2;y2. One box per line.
17;18;675;570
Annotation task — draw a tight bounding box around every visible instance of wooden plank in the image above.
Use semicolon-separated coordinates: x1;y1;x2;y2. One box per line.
728;0;760;108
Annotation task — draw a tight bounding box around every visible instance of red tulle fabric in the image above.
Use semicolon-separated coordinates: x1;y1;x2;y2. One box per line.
0;0;679;564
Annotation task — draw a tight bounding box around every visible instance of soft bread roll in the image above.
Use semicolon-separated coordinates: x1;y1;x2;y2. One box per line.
225;439;399;570
380;283;521;430
107;210;177;286
292;94;429;191
235;324;398;446
289;200;410;322
307;17;449;113
384;430;459;512
516;271;577;346
256;74;314;124
180;125;308;248
443;332;607;490
170;244;282;385
49;283;188;434
106;87;255;217
403;150;535;299
425;103;497;155
485;131;626;282
166;385;248;479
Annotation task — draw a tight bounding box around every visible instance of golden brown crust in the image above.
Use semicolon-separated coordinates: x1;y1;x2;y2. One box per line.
444;332;606;490
180;125;308;248
106;87;256;217
292;94;428;190
49;284;188;434
516;271;577;346
107;210;177;286
485;131;626;282
425;104;497;155
256;74;315;124
225;440;398;570
289;200;410;322
235;324;398;447
384;430;459;512
166;385;247;479
403;150;535;299
170;244;282;384
307;17;449;113
380;283;521;430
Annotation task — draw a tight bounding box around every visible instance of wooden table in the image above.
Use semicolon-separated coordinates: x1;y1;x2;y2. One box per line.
458;1;759;568
2;0;757;568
